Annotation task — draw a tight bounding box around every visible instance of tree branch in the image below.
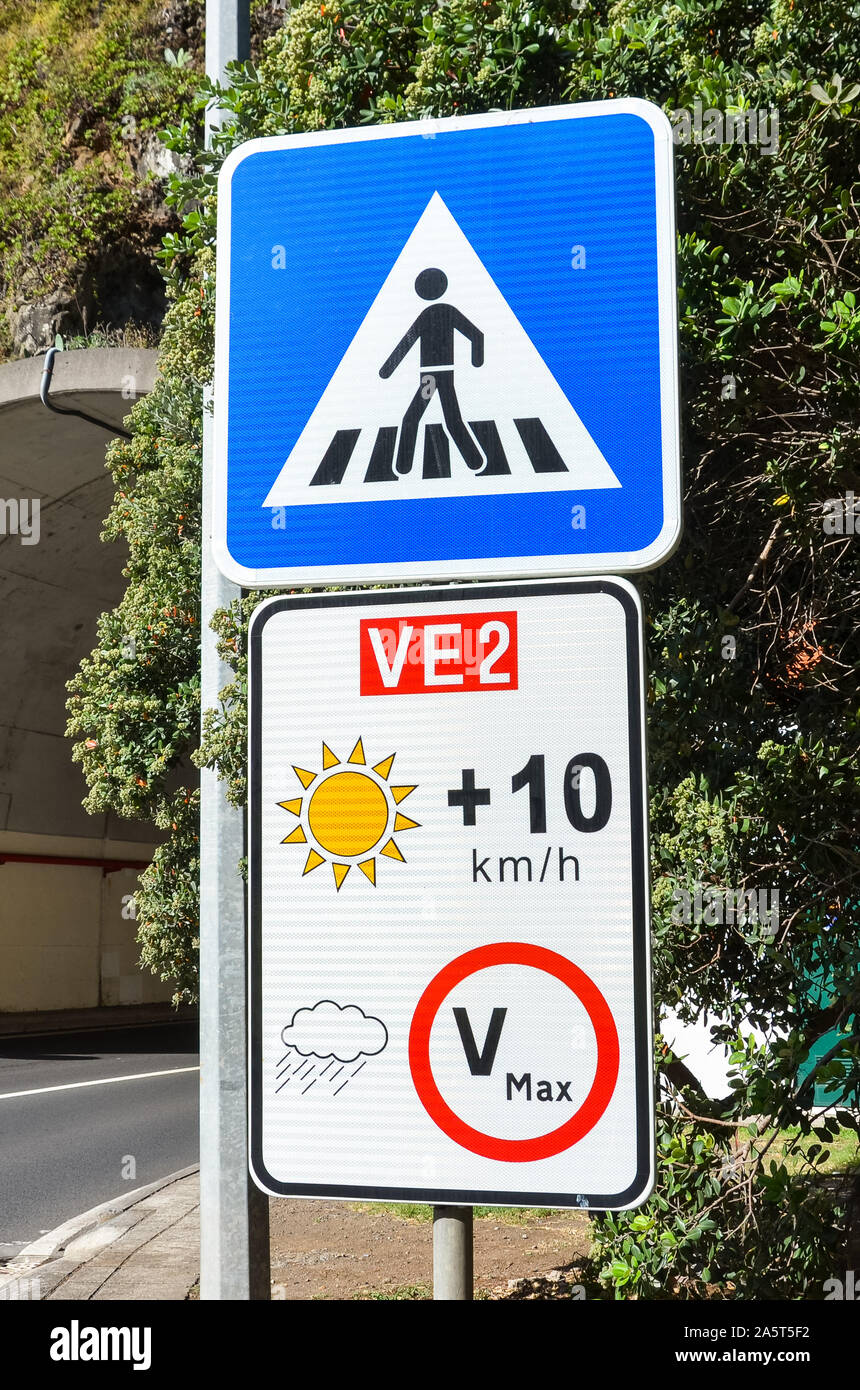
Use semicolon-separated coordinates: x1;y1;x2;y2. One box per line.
727;519;783;612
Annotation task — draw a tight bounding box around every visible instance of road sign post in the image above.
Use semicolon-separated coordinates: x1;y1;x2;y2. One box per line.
200;0;270;1301
433;1206;474;1301
247;580;653;1215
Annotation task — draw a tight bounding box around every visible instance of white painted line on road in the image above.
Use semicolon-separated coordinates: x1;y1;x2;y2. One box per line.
0;1065;200;1101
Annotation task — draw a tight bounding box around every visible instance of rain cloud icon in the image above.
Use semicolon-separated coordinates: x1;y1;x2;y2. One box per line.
276;1000;388;1097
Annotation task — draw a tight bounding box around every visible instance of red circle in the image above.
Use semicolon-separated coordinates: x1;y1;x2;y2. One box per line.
408;942;619;1162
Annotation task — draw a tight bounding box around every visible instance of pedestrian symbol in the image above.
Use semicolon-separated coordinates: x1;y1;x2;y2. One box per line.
262;193;621;507
380;266;485;476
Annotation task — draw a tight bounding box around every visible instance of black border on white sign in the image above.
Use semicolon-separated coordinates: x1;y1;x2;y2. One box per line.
248;578;653;1209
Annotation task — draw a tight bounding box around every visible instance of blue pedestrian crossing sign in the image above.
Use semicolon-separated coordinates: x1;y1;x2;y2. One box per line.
213;100;681;587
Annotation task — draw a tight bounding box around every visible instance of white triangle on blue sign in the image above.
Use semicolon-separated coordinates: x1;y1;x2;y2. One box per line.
263;192;621;507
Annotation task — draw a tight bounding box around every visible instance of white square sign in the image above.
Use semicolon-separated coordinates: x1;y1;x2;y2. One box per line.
249;579;653;1208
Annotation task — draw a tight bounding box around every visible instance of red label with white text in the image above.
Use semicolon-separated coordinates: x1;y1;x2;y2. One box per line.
360;612;518;695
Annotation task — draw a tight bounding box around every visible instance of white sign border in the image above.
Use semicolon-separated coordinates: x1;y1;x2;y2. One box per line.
214;100;681;588
248;576;655;1210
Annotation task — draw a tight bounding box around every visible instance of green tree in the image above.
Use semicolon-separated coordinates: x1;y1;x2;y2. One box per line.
0;0;202;355
66;0;860;1297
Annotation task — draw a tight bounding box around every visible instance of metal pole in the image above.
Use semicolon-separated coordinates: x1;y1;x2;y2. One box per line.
200;0;269;1301
433;1206;474;1299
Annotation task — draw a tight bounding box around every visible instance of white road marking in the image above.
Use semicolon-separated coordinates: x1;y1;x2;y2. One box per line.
0;1065;200;1102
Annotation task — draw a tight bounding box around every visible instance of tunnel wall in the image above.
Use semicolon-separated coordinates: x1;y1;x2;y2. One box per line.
0;840;165;1011
0;349;174;1015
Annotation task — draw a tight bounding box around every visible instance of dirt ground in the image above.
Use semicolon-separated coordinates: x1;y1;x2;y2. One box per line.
267;1199;592;1300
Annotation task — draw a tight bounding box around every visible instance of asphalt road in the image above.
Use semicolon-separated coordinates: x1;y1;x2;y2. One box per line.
0;1021;199;1260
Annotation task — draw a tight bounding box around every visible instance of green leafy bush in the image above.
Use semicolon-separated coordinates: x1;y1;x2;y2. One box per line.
0;0;200;344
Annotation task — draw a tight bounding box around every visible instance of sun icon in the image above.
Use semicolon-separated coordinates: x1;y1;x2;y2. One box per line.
278;739;419;891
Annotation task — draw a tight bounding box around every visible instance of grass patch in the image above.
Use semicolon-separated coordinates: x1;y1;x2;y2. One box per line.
351;1282;432;1300
351;1283;493;1300
348;1202;558;1224
58;321;161;352
752;1123;860;1175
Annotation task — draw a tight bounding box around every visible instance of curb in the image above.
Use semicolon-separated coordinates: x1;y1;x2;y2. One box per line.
0;1004;198;1039
2;1165;200;1277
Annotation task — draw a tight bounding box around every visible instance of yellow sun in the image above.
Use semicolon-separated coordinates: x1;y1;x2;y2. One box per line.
277;738;419;890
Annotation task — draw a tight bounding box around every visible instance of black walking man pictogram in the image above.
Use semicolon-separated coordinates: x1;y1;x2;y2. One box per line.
379;267;486;475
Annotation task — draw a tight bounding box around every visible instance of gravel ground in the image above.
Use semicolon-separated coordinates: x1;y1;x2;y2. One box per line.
267;1198;592;1300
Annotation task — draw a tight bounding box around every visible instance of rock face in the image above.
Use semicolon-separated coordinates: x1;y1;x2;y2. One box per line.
6;126;191;357
9;248;168;357
2;2;281;359
125;129;195;223
89;242;168;339
159;1;206;56
128;131;191;187
8;288;91;358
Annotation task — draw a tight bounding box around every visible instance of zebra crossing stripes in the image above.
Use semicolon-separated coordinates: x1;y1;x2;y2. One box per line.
310;418;569;486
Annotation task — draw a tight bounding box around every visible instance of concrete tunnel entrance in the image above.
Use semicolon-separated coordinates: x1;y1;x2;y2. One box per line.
0;347;174;1017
